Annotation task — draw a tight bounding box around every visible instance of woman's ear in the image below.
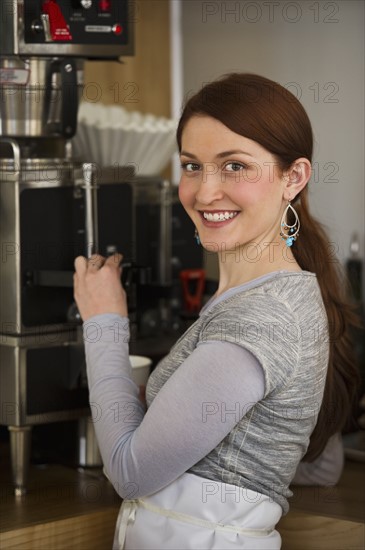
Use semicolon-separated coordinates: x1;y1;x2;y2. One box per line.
282;158;311;200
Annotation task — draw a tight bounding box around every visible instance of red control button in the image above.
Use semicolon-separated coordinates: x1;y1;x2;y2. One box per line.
112;23;123;35
99;0;111;11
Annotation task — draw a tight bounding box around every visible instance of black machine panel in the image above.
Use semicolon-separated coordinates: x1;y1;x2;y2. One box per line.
26;344;89;415
171;199;204;277
23;0;130;46
20;182;133;327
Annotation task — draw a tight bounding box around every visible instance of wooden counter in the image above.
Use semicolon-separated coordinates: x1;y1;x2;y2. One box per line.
0;461;121;549
278;461;365;549
0;451;364;549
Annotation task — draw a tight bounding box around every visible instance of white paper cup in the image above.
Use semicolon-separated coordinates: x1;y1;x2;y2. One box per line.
129;355;152;386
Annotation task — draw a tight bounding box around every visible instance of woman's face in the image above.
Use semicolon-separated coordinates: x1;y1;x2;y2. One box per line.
178;115;288;252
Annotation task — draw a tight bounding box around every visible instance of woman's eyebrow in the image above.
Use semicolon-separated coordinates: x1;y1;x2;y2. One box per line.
216;150;254;158
180;151;198;159
180;150;254;159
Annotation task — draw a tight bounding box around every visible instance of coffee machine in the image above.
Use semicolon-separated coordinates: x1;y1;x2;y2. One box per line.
0;0;135;494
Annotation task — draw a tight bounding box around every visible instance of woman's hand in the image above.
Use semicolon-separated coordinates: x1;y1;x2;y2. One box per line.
73;253;128;321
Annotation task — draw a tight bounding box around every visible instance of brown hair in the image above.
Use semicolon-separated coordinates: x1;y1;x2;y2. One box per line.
177;73;360;460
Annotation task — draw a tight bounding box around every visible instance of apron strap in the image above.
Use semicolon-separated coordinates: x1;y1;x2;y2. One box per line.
118;498;274;549
117;500;139;549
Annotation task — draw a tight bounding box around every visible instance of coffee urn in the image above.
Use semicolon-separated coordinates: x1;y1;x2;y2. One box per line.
0;0;134;494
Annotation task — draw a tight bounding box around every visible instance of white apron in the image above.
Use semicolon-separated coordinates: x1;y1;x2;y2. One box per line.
112;472;282;549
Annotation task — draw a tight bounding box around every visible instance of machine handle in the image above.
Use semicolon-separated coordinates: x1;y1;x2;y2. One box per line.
45;59;78;138
0;138;21;172
60;60;78;138
82;163;99;256
40;14;52;42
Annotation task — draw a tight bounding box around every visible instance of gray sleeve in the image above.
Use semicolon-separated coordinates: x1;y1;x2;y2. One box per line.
83;313;265;499
292;433;344;486
201;294;300;397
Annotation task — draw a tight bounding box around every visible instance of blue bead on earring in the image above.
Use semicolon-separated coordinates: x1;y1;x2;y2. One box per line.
194;229;201;245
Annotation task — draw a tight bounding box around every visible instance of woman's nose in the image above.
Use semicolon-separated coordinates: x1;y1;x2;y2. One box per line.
195;164;225;204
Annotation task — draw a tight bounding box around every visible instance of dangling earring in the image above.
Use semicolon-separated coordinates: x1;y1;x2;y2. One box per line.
194;228;201;245
280;201;300;247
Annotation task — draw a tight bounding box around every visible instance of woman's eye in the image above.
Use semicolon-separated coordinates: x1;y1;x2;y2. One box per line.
224;162;246;172
181;162;200;172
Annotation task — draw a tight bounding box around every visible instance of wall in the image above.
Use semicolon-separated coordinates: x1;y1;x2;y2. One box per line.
83;1;171;117
81;1;172;178
180;0;364;280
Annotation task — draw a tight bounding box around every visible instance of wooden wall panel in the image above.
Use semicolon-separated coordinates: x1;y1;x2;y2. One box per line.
83;0;171;117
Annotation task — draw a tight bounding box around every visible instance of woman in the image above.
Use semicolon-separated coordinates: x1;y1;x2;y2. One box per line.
74;73;359;549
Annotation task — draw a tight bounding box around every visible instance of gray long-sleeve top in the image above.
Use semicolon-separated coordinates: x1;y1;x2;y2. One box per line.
84;271;340;513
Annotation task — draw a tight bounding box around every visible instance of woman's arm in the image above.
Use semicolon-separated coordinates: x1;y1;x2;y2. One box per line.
74;253;265;499
84;313;265;499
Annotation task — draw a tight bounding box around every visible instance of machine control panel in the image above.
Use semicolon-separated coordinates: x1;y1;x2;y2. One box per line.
26;0;129;45
1;0;134;57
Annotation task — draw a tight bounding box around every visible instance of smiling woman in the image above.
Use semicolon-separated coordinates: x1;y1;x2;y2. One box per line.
176;73;360;461
74;73;360;550
178;115;310;284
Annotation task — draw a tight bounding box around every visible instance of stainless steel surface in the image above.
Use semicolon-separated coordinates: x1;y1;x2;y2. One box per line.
82;163;99;256
131;177;173;286
40;14;52;43
0;150;83;334
0;173;176;493
0;0;135;495
6;41;135;59
0;138;20;170
8;426;32;495
159;180;172;286
77;417;102;467
0;57;83;138
0;143;21;336
0;347;23;426
0;330;88;426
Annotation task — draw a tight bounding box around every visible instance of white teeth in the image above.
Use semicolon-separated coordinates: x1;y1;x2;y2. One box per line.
203;211;238;222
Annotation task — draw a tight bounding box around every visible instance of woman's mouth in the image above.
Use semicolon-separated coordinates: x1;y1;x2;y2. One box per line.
199;210;240;226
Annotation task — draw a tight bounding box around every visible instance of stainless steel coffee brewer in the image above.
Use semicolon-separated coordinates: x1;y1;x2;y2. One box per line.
0;0;134;494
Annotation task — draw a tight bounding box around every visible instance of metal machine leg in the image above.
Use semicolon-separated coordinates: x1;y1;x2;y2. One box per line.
8;425;32;496
77;417;102;468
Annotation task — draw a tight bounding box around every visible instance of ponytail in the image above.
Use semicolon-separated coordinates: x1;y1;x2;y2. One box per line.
292;188;361;460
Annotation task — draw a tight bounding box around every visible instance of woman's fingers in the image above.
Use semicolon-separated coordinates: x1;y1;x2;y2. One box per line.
75;253;122;273
105;252;124;270
72;251;127;321
88;254;106;270
74;255;88;275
